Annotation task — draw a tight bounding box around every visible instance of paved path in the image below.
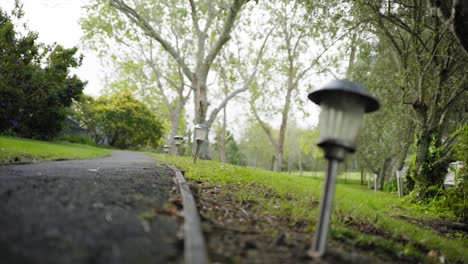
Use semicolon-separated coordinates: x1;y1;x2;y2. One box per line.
0;151;182;264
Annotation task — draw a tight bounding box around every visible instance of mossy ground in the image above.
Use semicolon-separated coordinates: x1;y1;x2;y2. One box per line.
155;154;468;263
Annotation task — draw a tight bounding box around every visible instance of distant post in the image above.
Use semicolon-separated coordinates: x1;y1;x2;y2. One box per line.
374;174;378;191
163;145;170;156
367;173;372;189
396;170;404;197
306;80;380;257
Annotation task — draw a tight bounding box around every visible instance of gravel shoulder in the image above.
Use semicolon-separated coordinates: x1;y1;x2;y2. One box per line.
0;151;183;264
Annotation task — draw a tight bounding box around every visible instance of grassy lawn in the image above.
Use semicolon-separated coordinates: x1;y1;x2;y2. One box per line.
155;154;467;263
0;136;111;164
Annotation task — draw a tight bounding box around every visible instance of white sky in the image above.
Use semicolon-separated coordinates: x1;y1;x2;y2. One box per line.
0;0;103;97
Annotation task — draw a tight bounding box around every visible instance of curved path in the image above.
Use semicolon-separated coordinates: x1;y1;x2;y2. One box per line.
0;151;183;264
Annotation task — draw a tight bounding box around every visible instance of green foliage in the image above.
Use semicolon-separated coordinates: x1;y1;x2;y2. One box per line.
405;125;467;222
225;132;243;165
0;8;85;140
55;134;97;147
410;133;452;200
0;136;110;163
455;125;468;179
440;125;468;223
93;91;164;149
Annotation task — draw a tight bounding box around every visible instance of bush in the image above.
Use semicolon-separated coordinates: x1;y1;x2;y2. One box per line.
55;134;96;146
445;181;467;223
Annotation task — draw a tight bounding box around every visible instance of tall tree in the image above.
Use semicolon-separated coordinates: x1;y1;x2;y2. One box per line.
82;7;190;154
428;0;468;53
82;0;258;158
249;0;341;171
352;0;468;196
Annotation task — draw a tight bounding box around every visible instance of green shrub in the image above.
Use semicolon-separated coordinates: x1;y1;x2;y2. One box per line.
55;134;96;146
445;181;467;223
383;177;398;192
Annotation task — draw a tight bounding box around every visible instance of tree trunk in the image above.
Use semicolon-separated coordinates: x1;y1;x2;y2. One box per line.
220;103;227;163
274;148;283;172
378;159;391;190
169;111;181;155
299;154;303;176
360;168;365;185
271;155;276;171
192;69;210;159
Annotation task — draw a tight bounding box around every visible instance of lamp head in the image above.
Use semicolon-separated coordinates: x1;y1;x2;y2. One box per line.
308;79;379;160
163;144;170;153
194;124;209;142
174;135;183;146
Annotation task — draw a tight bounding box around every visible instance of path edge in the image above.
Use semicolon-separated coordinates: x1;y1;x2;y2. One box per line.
167;165;208;264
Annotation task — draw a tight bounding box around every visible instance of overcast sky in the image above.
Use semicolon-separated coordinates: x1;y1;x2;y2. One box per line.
0;0;103;97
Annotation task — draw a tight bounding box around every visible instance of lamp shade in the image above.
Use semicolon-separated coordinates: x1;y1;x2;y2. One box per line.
194;124;208;142
163;144;170;153
308;80;379;152
174;136;183;146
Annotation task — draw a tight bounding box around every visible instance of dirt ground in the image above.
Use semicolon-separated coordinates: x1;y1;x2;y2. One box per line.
0;151;183;264
188;180;455;264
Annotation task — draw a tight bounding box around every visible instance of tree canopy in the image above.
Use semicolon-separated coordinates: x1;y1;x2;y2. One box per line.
0;7;85;139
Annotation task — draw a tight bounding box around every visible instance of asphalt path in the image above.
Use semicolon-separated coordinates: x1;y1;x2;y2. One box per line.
0;151;182;264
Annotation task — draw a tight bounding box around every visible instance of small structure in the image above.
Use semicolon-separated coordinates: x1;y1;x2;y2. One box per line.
163;145;170;155
174;135;183;156
193;124;208;164
62;117;88;137
444;161;464;189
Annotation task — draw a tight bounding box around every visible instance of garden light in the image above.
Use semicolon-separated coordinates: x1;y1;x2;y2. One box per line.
193;124;208;164
174;135;183;156
163;144;170;155
194;124;208;142
307;79;379;257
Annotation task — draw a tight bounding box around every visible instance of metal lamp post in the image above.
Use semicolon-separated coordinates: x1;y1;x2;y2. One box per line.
193;124;208;164
174;135;183;156
307;79;379;257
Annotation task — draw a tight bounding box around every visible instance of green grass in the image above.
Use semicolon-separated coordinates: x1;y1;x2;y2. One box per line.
0;136;111;163
154;154;468;263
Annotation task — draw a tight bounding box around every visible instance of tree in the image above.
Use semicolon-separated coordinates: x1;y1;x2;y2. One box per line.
0;6;85;140
213;128;242;165
428;0;468;53
238;122;276;170
351;0;467;197
81;4;191;154
345;34;414;190
249;0;341;171
93;91;164;149
82;0;258;158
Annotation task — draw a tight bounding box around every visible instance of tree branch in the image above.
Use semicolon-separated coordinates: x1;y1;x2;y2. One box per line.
250;97;278;150
109;0;194;82
204;0;245;67
206;25;274;127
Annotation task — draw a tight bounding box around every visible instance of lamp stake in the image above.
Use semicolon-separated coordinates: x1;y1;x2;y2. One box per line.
308;159;339;257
